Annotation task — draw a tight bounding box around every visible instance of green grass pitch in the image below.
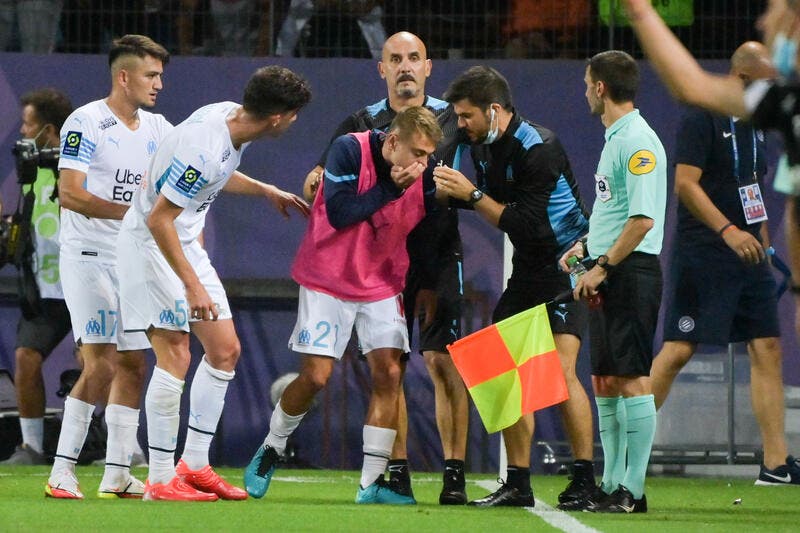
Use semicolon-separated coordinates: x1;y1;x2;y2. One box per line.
1;466;798;532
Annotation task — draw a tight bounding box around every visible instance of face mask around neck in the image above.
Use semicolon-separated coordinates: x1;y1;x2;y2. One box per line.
772;31;798;79
22;125;49;149
483;108;499;144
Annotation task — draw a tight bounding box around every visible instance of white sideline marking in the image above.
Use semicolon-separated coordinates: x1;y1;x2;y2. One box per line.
475;480;601;533
274;475;340;484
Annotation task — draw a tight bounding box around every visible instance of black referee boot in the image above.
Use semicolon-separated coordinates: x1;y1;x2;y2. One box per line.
556;460;598;511
587;484;647;513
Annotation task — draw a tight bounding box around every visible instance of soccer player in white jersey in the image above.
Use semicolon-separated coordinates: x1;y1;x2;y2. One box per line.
117;65;312;501
45;35;171;500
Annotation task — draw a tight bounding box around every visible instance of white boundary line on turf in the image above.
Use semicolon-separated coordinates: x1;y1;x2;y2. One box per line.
476;480;601;533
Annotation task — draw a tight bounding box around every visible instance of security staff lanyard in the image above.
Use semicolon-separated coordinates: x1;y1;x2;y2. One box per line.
731;117;767;224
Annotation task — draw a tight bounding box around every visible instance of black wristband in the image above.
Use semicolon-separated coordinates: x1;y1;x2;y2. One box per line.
718;222;735;236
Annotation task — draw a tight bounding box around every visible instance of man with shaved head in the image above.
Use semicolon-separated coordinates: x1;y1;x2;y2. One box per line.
46;34;171;500
301;31;468;505
650;42;800;486
730;41;777;82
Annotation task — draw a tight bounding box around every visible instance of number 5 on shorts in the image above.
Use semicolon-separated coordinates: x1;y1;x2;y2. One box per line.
174;299;188;327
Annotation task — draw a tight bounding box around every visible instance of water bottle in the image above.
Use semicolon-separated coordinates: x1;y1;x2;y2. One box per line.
566;255;587;288
566;256;603;309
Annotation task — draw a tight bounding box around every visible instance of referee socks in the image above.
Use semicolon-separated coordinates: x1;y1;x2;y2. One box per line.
621;395;657;499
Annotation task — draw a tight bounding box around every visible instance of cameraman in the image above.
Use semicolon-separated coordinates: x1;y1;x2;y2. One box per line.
1;88;73;464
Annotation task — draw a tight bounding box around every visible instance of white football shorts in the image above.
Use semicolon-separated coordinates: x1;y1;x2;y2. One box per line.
288;286;409;359
117;232;232;333
60;255;150;351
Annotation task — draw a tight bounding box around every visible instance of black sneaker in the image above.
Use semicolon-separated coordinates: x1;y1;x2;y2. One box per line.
587;484;647;513
439;466;467;505
755;456;800;486
557;474;597;505
388;468;414;499
0;444;50;465
467;480;534;507
558;484;605;511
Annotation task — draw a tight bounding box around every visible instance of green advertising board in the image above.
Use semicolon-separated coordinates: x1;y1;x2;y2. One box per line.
599;0;694;27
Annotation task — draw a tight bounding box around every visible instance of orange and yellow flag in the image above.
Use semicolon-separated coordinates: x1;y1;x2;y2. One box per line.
447;304;568;433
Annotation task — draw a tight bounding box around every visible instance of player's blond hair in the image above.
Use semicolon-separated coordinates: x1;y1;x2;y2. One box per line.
389;106;443;145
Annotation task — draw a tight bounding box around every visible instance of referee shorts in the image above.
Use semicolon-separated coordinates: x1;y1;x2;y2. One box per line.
590;252;662;377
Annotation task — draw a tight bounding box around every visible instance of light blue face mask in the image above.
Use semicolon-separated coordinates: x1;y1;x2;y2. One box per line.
483;108;498;144
772;32;798;79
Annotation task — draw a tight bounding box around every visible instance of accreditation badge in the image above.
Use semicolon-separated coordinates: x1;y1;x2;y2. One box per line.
738;183;768;225
595;174;611;202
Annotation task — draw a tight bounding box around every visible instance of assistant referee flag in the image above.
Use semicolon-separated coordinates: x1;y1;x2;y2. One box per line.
447;304;568;433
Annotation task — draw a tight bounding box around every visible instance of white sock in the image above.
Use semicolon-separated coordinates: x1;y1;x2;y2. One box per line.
20;417;44;453
132;437;145;458
181;356;234;470
51;396;95;475
264;400;306;455
360;425;396;488
101;404;140;488
145;366;184;485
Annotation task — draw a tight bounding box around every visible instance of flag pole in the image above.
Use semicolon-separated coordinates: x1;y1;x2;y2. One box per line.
498;235;513;481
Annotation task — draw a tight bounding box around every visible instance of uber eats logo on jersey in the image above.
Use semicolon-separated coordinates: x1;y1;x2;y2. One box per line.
113;168;143;202
175;165;202;193
63;131;82;157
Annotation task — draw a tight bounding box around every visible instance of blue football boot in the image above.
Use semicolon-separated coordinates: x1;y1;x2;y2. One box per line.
355;476;416;505
244;445;279;498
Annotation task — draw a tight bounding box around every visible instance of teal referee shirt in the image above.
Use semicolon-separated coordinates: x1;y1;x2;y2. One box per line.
587;109;667;258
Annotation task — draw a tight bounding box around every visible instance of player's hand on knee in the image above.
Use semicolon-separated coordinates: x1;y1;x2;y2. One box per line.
187;285;217;321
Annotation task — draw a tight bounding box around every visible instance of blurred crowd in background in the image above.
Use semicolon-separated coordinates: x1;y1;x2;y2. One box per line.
0;1;762;60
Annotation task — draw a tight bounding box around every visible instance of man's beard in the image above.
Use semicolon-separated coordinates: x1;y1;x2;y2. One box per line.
397;86;417;99
396;75;418;99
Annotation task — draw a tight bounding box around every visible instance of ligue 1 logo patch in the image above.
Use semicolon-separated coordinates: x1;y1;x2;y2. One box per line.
63;131;82;157
174;165;202;193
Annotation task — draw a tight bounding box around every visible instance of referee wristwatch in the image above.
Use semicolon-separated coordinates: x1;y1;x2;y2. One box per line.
595;254;616;275
468;188;484;205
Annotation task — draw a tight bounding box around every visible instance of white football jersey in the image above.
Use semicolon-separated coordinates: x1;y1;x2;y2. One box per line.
123;102;248;246
58;99;172;262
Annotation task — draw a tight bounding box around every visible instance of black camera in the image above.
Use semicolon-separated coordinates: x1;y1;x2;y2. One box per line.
12;139;60;185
